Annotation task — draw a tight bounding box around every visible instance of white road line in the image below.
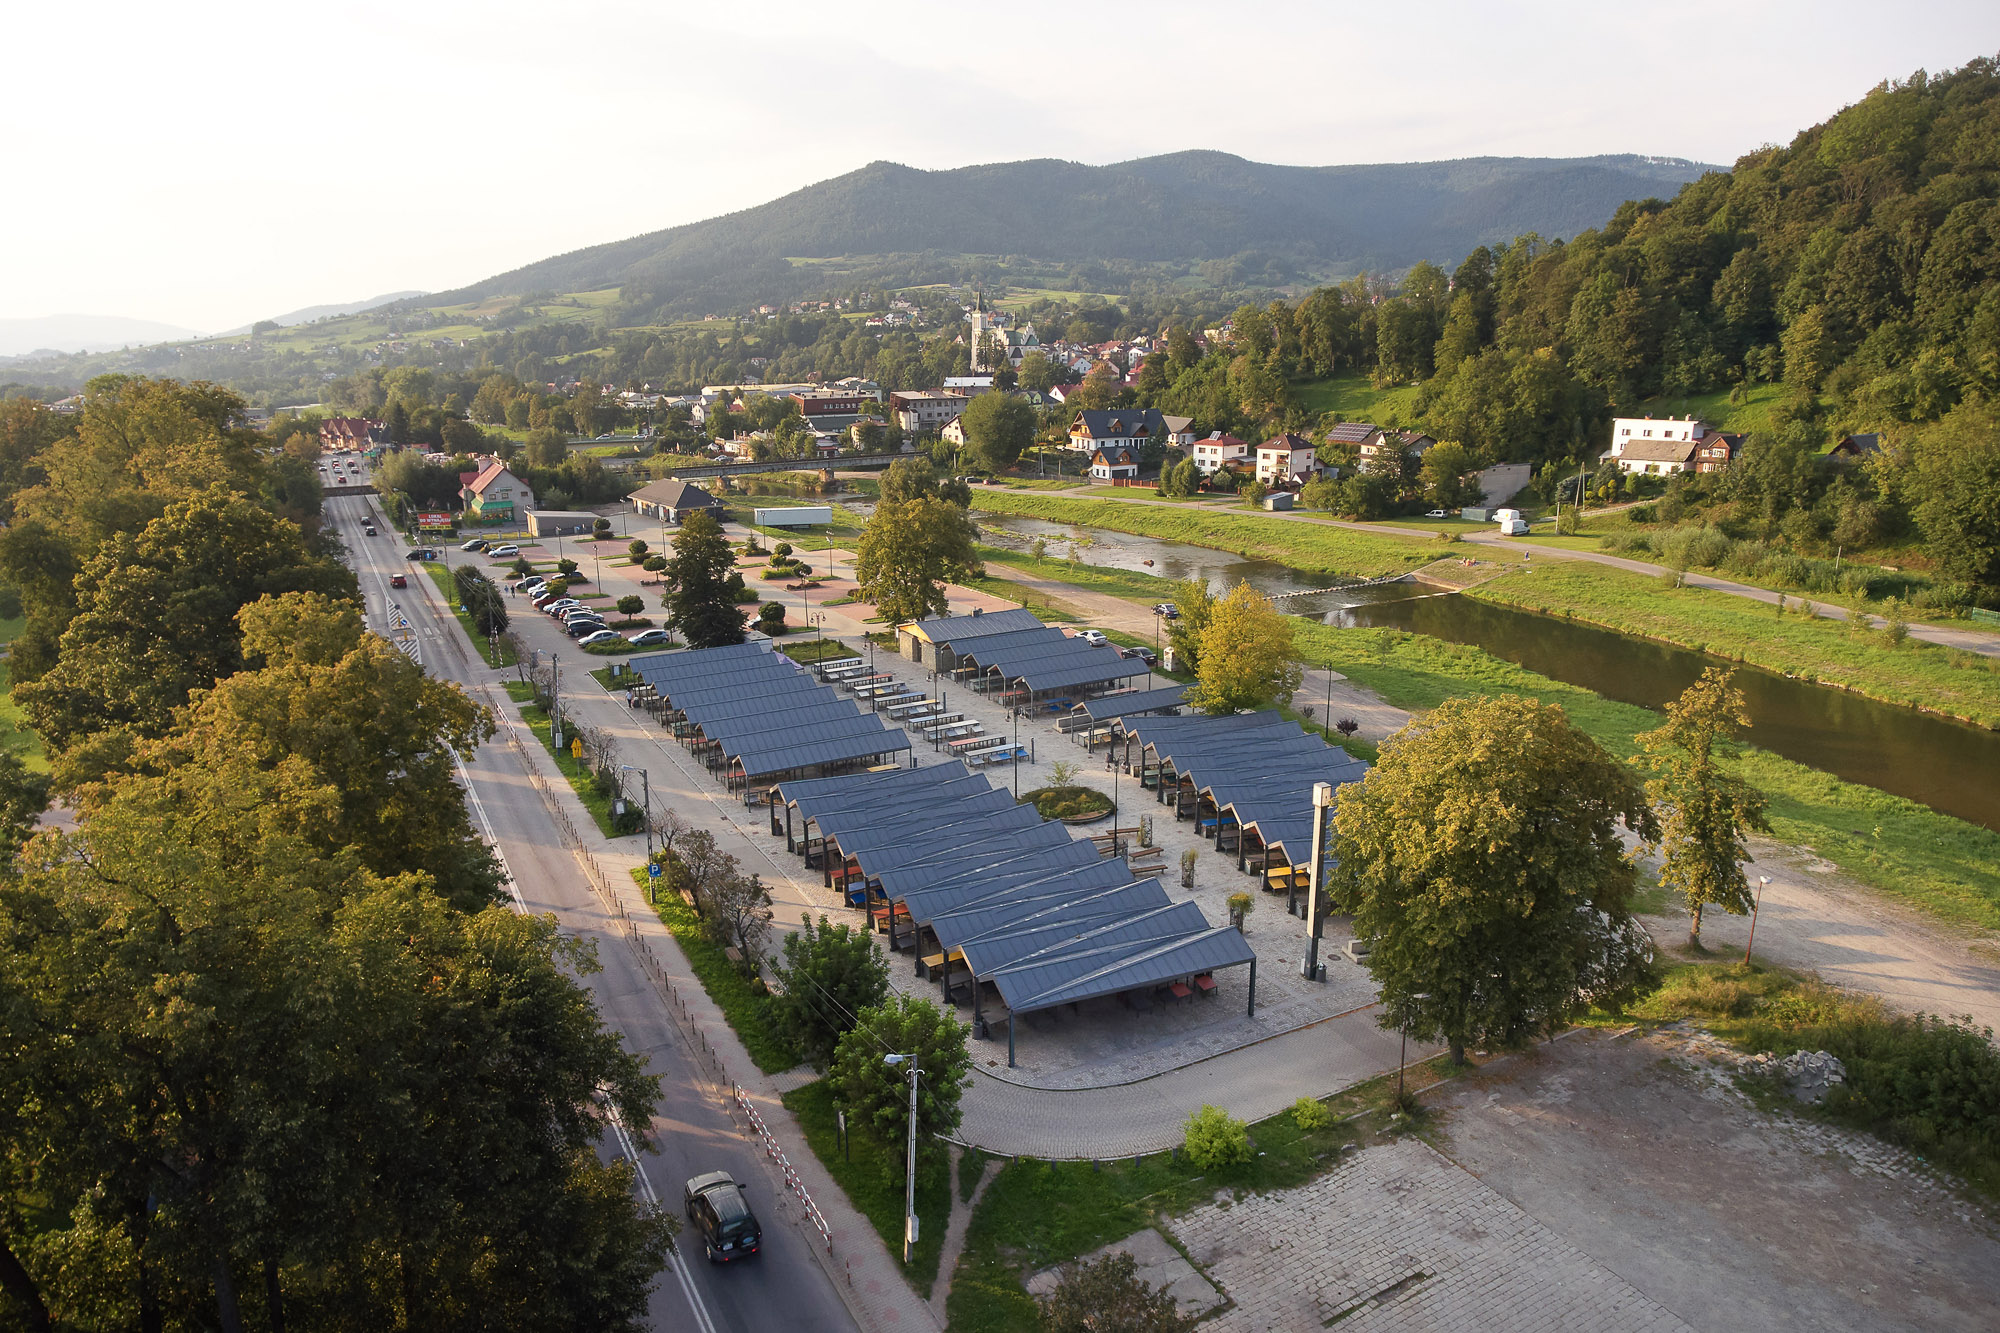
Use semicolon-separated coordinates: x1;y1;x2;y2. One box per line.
614;1116;719;1333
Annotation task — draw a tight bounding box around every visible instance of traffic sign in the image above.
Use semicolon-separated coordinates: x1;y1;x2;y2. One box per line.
570;738;583;759
647;863;663;879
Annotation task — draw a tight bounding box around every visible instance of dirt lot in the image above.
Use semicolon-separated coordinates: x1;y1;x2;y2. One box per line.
1428;1028;2000;1333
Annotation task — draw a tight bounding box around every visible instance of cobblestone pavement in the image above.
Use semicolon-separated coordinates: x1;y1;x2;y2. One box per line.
1170;1137;1690;1333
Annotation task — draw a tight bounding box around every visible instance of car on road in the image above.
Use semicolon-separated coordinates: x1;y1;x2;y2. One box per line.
363;523;377;537
406;549;432;561
460;539;488;552
683;1172;761;1263
512;576;546;593
627;628;671;646
1151;603;1180;619
1075;629;1108;647
389;574;406;589
576;629;623;647
486;544;520;558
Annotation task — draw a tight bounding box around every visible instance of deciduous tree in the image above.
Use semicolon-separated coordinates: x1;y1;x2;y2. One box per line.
855;495;980;625
829;995;973;1174
1331;695;1659;1063
1636;667;1770;947
1190;583;1302;715
1037;1251;1196;1333
774;915;891;1069
1164;578;1215;674
959;392;1036;472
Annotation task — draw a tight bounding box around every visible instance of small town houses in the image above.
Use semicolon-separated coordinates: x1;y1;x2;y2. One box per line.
1602;416;1743;476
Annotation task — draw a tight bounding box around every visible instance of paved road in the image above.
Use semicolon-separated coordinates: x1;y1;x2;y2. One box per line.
333;493;859;1333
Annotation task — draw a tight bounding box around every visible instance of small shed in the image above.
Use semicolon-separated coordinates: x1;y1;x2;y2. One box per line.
526;510;599;537
754;505;834;527
1263;492;1293;511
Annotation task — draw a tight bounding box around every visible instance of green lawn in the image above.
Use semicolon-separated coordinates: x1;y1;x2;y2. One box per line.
420;562;520;667
1293;620;2000;933
1468;562;2000;729
517;698;622;839
0;657;46;774
629;869;800;1073
975;546;1180;605
782;1080;951;1295
967;492;1441;578
777;637;859;665
1288;372;1425;423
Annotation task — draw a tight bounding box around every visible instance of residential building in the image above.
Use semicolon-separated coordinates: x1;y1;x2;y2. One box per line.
461;461;534;521
888;391;969;434
1067;407;1173;455
1191;431;1251;474
1159;414;1197;449
1089;447;1140;482
628;477;729;524
942;375;995;397
319;416;382;450
1604;415;1740;476
789;390;873;417
1828;432;1882;462
1255;433;1322;487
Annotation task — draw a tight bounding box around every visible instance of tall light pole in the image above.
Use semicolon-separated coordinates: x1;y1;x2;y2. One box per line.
1744;875;1772;964
1301;781;1333;979
883;1053;922;1263
619;765;652;858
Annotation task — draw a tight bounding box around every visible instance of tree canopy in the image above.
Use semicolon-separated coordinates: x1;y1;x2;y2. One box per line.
663;510;746;648
1190;583;1301;714
855;495;981;625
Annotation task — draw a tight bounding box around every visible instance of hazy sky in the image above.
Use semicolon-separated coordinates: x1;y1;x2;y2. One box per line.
6;0;1997;332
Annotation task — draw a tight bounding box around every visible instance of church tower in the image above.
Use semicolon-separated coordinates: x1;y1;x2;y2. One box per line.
968;291;994;373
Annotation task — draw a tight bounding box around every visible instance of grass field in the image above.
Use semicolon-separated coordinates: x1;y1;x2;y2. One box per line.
1293;620;2000;932
516;697;623;839
420;562;519;666
975;546;1180;605
782;1080;952;1294
0;658;46;774
1469;562;2000;728
1288;372;1425;423
967;492;1444;578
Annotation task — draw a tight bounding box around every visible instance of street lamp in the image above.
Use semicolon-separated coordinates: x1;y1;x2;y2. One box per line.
883;1053;922;1263
1744;875;1772;964
1300;782;1333;978
618;765;652;859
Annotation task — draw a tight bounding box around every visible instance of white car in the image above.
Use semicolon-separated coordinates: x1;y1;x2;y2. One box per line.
577;629;623;647
511;578;546;594
1076;629;1108;647
487;544;520;558
1425;509;1449;519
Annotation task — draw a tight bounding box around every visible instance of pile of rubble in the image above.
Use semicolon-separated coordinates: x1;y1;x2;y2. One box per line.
1744;1048;1848;1105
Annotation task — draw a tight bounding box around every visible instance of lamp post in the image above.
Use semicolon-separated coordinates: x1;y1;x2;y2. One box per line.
1744;875;1772;964
883;1054;922;1263
1323;658;1333;742
1301;782;1333;979
619;765;652;859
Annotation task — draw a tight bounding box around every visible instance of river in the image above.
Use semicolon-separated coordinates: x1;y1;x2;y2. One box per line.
975;511;2000;832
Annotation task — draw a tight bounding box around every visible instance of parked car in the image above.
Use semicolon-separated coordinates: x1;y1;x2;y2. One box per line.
627;628;672;646
389;574;406;589
1121;646;1157;665
487;544;520;557
460;539;487;552
512;577;546;593
1076;629;1108;647
1151;604;1180;619
565;619;608;638
576;629;623;647
683;1172;761;1263
544;599;583;615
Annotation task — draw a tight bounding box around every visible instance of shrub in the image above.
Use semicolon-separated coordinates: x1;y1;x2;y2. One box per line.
1019;786;1112;819
556;558;579;576
1182;1104;1251;1169
643;555;667;572
1292;1096;1334;1132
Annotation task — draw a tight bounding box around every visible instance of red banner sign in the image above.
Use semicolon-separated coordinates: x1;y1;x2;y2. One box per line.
416;511;455;530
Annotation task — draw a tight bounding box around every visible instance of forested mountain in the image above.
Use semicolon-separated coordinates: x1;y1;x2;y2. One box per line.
438;152;1713;319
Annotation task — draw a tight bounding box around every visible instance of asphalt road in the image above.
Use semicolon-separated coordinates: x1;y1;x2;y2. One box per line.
330;492;858;1333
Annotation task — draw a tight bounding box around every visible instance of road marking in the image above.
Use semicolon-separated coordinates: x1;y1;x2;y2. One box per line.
614;1116;719;1333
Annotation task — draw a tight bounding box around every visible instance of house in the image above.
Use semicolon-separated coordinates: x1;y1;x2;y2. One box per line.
319;416;382;450
1067;407;1172;455
789;390;873;417
1604;416;1738;476
1159;414;1197;449
1828;432;1882;463
942;376;995;398
461;461;533;521
628;477;728;525
941;416;969;447
1255;433;1321;488
1089;447;1140;481
888;391;969;434
1391;430;1436;460
1190;431;1252;474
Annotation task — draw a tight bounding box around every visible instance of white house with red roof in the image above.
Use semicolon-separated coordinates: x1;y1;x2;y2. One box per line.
461;460;534;522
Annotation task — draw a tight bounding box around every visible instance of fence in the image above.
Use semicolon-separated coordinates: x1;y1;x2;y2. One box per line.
498;722;833;1252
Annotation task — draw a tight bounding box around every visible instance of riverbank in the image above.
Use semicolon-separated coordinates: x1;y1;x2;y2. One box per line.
1292;621;2000;934
968;490;1446;579
1467;562;2000;730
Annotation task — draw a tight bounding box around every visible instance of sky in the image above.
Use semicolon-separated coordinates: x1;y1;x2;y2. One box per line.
5;0;1997;334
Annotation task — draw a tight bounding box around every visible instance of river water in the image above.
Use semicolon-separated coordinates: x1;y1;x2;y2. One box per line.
975;511;2000;832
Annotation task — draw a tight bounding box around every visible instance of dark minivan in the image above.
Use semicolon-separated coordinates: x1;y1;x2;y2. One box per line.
682;1171;761;1262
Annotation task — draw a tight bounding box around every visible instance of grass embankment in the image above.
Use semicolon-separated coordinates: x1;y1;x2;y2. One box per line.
514;691;624;840
1287;372;1424;423
781;1080;951;1294
976;547;1179;606
0;659;46;775
967;491;1443;578
625;868;800;1074
420;562;520;667
1468;563;2000;728
1616;960;2000;1197
1294;621;2000;932
945;1066;1449;1333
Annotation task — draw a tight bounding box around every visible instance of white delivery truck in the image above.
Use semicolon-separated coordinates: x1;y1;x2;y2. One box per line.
1493;508;1530;536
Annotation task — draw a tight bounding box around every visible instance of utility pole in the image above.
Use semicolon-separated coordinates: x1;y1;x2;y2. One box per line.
1301;781;1333;980
551;654;563;750
883;1055;922;1263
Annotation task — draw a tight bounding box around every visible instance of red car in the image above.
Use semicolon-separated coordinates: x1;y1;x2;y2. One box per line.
389;574;407;588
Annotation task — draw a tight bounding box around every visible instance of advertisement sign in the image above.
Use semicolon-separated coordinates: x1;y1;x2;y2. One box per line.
416;511;455;530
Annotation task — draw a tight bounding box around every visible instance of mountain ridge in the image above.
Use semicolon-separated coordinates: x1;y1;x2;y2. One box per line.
432;150;1718;318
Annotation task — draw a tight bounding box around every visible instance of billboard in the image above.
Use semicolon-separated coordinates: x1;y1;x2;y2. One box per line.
416;512;455;530
754;506;832;527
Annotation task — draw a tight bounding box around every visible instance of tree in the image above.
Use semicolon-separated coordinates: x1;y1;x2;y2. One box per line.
671;828;731;914
757;601;787;634
16;488;353;756
1072;362;1121;411
627;538;649;559
616;594;645;619
454;564;508;635
663;511;745;648
828;995;973;1173
855;495;980;625
1636;667;1770;948
1420;441;1480;510
1016;350;1059;394
1037;1252;1196;1333
1164;578;1215;674
959;392;1036;472
773;915;891;1070
1910;401;2000;587
525;426;568;468
702;870;774;963
1190;583;1302;715
1330;695;1660;1063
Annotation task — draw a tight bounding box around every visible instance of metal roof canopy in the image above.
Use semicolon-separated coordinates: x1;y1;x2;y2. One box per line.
1012;656;1147;694
968;900;1210;982
728;714;904;768
904;607;1045;646
861;823;1080;887
940;878;1165;954
900;854;1124;923
733;728;911;779
877;840;1108;903
653;661;812;707
996;927;1256;1014
829;802;1044;862
1078;685;1192;721
777;761;949;810
808;780;1017;843
694;700;877;752
679;680;846;725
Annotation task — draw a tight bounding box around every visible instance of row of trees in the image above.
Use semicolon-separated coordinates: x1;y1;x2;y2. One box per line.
0;378;672;1329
